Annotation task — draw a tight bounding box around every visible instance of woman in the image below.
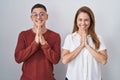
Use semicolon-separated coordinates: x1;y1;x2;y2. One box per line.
62;6;108;80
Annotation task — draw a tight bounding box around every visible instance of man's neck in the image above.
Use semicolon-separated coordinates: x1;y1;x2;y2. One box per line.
32;26;47;34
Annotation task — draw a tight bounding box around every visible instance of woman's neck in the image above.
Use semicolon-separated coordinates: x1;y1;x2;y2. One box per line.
77;29;89;36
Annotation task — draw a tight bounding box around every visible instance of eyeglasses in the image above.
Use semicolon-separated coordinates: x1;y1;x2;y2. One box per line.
31;12;46;17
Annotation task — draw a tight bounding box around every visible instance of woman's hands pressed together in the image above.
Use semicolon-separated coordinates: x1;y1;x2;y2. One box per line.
80;29;89;49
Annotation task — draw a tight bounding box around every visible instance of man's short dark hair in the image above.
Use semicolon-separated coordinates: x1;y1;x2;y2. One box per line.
31;3;47;13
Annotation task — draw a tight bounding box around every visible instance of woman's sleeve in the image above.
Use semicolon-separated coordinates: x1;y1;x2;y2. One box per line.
98;35;107;51
62;34;71;50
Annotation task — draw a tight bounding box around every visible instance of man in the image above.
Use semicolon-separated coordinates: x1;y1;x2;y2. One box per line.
14;3;61;80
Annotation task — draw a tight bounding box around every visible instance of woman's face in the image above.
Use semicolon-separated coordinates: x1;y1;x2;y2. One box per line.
77;12;90;31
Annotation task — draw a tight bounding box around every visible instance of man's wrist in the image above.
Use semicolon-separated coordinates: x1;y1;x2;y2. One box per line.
41;41;47;45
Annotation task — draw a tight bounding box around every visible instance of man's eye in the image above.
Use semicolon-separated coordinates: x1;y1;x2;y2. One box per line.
32;13;37;17
39;13;44;16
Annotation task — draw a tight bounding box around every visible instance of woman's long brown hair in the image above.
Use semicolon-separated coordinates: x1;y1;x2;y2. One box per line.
72;6;100;49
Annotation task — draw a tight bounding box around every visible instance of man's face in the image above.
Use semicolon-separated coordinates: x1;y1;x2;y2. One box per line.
31;8;48;27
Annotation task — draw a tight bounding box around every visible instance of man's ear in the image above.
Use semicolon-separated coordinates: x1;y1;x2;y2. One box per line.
30;15;33;21
46;14;48;20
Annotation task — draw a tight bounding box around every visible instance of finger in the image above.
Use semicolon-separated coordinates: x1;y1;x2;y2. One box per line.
36;27;39;37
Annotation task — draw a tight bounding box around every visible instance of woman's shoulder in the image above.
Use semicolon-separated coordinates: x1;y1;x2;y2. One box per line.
67;32;77;36
65;32;78;40
96;34;102;39
96;34;105;43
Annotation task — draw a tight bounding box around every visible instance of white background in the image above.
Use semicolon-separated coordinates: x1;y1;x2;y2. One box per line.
0;0;120;80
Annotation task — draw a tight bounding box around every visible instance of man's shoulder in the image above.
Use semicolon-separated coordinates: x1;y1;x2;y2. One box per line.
18;28;32;36
47;29;60;36
20;28;32;34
